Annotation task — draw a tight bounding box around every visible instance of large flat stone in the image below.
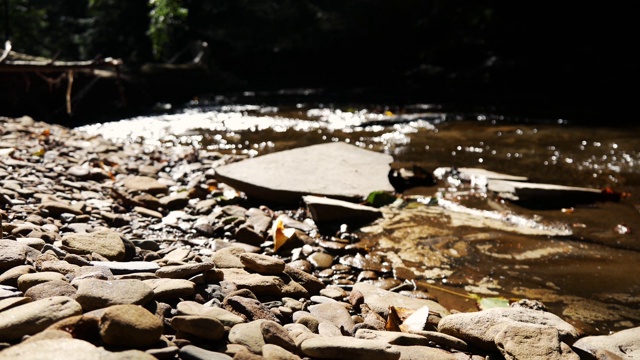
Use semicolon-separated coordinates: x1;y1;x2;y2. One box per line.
487;179;605;207
303;195;382;223
215;142;394;203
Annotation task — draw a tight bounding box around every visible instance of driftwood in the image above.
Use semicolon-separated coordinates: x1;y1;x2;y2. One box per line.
0;41;124;115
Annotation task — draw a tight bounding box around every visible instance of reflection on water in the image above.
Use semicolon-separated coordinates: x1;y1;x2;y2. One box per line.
77;101;640;335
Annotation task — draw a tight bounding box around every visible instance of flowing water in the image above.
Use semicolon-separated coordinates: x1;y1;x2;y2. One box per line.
78;95;640;335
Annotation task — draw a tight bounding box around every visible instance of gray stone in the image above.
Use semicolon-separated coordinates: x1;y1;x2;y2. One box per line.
229;320;268;354
393;345;457;360
220;268;283;296
0;240;40;273
176;300;245;327
17;271;68;292
260;320;297;353
437;307;580;351
240;252;286;275
122;176;168;195
487;179;605;206
62;230;126;261
304;195;382;223
224;295;280;322
210;246;246;268
405;330;468;351
143;278;195;300
353;282;449;318
215;142;394;203
170;315;226;340
90;261;160;274
300;336;401;360
39;201;84;217
75;278;154;311
573;326;640;359
0;296;83;342
24;280;77;300
355;328;432;346
0;338;103;360
0;265;34;287
308;302;355;333
99;304;164;348
495;322;579;360
307;252;334;269
179;345;234;360
155;262;215;279
261;344;302;360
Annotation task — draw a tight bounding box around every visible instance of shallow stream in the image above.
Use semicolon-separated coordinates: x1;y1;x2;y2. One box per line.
78;96;640;335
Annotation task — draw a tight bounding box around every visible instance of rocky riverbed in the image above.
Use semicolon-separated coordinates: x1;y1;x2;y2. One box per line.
0;115;638;359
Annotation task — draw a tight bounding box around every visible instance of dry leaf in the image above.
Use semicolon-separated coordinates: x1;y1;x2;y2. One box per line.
272;215;296;252
385;306;402;332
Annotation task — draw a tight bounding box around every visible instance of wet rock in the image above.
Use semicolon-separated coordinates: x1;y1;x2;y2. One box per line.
215;142;394;203
352;282;449;318
437;307;580;351
170;315;226;340
0;239;40;272
99;304;164;348
307;252;334;269
573;326;640;359
488;179;606;208
0;296;83;342
300;336;401;360
304;195;382;223
240;253;286;275
24;280;77;300
75;278;154;311
62;230;126;261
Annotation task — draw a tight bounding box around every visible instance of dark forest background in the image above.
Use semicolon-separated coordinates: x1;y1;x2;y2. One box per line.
0;1;635;124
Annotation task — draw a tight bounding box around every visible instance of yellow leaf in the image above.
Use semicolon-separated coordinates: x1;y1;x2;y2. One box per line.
272;215;296;252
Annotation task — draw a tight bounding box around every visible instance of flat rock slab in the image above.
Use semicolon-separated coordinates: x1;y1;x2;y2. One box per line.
487;179;605;207
352;282;449;318
215;142;395;203
303;195;382;223
434;167;528;183
90;261;160;274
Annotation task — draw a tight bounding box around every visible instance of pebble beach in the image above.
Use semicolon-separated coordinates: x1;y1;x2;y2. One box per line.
0;115;638;360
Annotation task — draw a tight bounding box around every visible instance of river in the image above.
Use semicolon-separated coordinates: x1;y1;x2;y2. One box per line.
77;94;640;335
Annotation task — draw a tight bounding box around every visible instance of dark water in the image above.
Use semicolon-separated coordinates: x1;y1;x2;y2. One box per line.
78;99;640;335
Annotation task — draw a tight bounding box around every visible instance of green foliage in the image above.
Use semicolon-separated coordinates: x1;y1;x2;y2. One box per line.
366;191;397;208
148;0;187;60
